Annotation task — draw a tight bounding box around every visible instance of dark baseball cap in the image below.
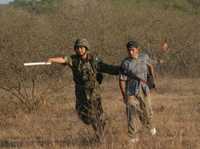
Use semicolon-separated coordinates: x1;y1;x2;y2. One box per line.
126;40;139;49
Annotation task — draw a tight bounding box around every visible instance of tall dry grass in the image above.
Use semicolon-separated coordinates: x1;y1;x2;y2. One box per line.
0;78;200;149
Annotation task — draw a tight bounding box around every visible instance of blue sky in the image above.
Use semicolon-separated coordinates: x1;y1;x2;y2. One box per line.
0;0;14;4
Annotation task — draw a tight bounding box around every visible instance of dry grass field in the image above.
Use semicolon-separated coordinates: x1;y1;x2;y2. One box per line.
0;77;199;149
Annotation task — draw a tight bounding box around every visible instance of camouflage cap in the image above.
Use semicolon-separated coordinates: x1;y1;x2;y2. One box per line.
74;38;90;50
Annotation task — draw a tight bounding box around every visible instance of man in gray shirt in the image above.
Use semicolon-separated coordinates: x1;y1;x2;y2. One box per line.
119;40;156;143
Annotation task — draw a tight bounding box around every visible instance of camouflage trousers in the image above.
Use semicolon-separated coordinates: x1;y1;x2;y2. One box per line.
126;91;153;138
75;85;106;138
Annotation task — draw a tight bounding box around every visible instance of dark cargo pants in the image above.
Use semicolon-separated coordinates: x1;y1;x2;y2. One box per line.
75;85;106;138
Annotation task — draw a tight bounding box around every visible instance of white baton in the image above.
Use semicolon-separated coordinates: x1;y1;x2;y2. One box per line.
24;62;52;66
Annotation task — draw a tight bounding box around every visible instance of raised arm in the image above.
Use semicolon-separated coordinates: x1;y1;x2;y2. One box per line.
97;61;120;75
48;57;66;64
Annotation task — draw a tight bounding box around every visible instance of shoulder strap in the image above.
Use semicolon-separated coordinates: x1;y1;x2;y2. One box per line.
70;54;80;69
88;53;104;84
88;54;97;73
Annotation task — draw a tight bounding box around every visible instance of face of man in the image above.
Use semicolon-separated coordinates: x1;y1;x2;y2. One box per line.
127;47;139;59
75;46;87;58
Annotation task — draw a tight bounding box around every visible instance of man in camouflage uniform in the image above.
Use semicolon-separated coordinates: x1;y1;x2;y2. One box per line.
48;38;119;141
119;40;156;143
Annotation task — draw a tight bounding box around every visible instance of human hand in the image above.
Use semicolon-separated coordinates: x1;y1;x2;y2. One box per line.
47;58;52;63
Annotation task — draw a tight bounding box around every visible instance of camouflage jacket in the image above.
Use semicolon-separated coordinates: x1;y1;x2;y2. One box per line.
64;53;119;89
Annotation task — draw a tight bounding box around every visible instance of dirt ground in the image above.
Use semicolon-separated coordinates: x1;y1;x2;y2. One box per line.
0;77;200;149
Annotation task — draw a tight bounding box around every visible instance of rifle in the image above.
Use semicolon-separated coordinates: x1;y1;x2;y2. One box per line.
24;62;51;66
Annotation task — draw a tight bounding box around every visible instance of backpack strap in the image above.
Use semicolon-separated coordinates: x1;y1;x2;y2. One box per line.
87;53;97;73
88;54;104;84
